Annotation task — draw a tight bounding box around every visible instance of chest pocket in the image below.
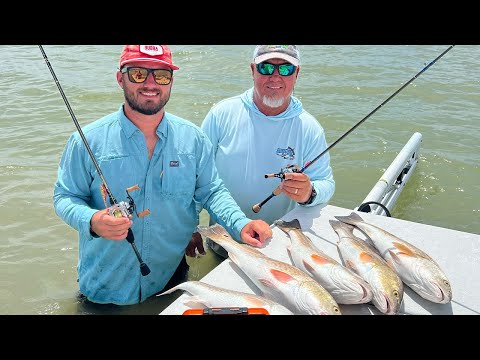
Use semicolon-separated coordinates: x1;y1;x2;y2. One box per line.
161;154;196;198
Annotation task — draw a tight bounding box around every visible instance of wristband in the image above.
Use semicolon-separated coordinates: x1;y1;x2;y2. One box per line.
298;185;317;206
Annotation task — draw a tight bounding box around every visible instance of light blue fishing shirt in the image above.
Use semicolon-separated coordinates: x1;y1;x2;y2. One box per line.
201;88;335;225
53;105;250;305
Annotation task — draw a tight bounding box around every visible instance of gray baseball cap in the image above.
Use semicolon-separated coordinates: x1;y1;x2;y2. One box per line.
252;45;300;66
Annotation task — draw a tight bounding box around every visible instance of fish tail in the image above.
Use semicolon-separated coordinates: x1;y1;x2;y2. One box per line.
329;219;341;230
156;282;186;296
274;218;302;233
334;212;364;226
158;281;211;300
197;224;233;245
329;220;358;243
329;219;355;235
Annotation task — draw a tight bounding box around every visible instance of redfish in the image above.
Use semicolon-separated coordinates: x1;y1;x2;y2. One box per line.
334;212;452;304
275;219;373;305
330;220;404;315
158;280;294;315
197;224;341;315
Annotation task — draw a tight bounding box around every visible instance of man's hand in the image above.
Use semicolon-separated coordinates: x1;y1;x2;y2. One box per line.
240;220;272;247
90;209;133;241
186;232;206;257
280;171;312;203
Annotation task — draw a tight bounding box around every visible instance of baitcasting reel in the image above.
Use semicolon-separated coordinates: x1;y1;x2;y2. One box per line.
107;185;150;219
264;164;302;180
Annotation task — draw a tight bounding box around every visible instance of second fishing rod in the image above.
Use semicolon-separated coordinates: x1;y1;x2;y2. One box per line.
39;45;151;276
252;45;455;214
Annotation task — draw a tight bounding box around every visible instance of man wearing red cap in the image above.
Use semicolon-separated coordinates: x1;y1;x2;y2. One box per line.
53;45;272;306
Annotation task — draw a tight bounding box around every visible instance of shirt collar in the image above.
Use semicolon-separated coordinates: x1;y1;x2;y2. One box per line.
118;104;168;139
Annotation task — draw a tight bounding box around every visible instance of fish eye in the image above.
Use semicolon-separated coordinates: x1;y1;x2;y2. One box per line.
333;306;340;314
393;290;399;298
443;280;450;286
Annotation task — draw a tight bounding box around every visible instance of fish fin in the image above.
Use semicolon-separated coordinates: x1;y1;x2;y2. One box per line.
345;259;357;272
245;295;267;307
311;253;333;266
334;212;364;226
274;219;302;233
303;259;316;274
384;254;401;272
388;249;403;265
259;278;276;289
359;251;374;263
270;269;296;283
286;245;292;257
183;296;210;308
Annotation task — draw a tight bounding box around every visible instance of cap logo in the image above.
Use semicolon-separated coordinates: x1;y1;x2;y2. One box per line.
140;45;163;56
266;45;289;50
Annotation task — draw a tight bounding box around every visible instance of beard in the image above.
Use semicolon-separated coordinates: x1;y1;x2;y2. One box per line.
123;86;170;116
254;85;294;110
261;95;286;108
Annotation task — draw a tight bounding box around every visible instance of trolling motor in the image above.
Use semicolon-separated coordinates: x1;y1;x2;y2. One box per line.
39;45;151;276
252;45;455;214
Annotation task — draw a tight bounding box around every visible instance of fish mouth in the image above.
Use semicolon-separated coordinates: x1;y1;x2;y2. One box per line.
437;285;445;303
383;293;394;315
434;283;448;303
359;284;372;302
415;282;449;303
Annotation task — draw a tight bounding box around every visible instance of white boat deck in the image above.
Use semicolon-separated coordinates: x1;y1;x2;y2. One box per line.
160;204;480;315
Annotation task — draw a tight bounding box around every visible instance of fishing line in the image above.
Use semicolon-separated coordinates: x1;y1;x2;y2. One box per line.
39;45;150;276
253;45;455;213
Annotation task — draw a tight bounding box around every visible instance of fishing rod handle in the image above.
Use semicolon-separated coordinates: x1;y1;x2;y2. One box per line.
252;186;282;213
126;229;151;276
139;262;151;276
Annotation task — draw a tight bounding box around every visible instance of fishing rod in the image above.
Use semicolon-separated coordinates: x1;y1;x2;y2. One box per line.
252;45;455;213
39;45;151;276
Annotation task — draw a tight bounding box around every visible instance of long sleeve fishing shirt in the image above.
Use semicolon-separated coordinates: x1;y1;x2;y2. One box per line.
53;105;250;305
201;88;335;225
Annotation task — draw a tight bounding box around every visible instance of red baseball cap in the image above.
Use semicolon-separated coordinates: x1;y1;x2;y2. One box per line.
119;45;179;70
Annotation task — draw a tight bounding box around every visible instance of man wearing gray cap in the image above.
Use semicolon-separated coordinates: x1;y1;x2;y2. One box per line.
188;45;335;258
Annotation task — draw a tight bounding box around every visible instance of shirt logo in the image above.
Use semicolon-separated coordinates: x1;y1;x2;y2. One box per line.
276;146;295;160
169;161;179;167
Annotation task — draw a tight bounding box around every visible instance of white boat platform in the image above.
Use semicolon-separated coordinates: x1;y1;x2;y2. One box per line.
160;204;480;315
